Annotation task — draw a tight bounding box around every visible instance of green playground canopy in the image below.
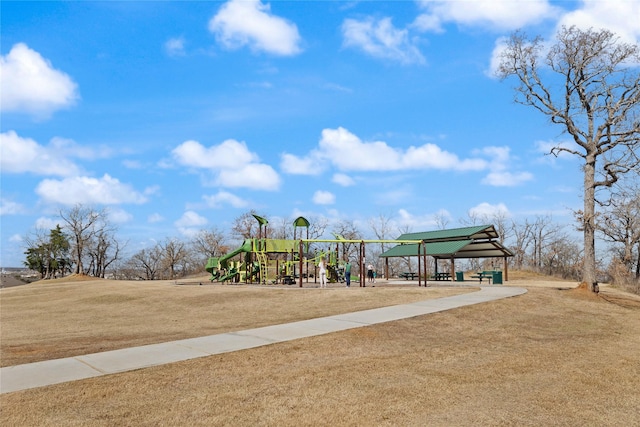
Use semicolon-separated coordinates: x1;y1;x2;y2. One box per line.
380;225;514;260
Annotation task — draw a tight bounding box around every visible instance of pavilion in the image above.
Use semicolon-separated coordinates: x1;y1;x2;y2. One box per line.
379;224;514;282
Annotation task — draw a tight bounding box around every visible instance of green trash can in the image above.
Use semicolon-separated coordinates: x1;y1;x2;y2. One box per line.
492;270;503;285
455;271;464;282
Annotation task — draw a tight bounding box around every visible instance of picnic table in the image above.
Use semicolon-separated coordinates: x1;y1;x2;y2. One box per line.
470;271;493;284
433;272;451;281
400;272;418;280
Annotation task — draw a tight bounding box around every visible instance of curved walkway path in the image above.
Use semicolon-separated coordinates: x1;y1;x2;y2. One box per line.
1;286;526;394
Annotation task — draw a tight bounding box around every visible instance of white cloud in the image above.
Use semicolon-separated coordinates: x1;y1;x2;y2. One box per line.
411;13;444;33
375;187;414;206
175;210;208;228
342;17;426;65
468;202;511;219
123;159;144;169
203;191;249;208
0;130;81;176
217;163;281;190
175;210;209;237
9;234;23;243
534;139;576;164
35;174;148;206
209;0;302;56
312;190;335;205
396;208;437;229
0;198;25;215
172;138;281;191
49;136;112;160
557;0;640;43
35;216;61;231
108;208;133;224
172;139;258;169
486;36;509;77
476;146;534;187
165;37;186;57
284;127;485;173
280;152;324;175
332;173;355;187
148;213;164;223
0;43;79;118
414;0;558;32
482;171;534;187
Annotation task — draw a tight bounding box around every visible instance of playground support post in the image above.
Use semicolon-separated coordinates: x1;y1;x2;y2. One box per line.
360;241;365;287
298;239;304;287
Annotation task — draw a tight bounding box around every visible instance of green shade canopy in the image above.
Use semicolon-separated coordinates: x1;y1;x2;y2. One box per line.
293;216;310;227
380;225;513;260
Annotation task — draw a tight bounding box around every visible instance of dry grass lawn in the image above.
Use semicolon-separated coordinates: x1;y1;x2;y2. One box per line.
2;274;640;426
0;275;472;367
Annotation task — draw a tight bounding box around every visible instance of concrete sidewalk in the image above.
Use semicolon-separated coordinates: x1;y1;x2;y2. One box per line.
0;286;526;394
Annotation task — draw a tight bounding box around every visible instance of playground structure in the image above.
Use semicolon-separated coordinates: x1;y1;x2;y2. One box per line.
205;237;346;286
205;217;513;288
205;215;432;288
205;215;350;287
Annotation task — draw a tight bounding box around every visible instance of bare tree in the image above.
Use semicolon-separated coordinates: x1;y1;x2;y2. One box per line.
191;227;228;260
369;213;396;252
59;205;107;275
509;219;534;270
529;215;565;271
129;245;163;280
160;238;188;279
432;211;451;230
332;219;362;261
231;210;267;241
306;215;328;240
541;237;582;280
599;183;640;279
395;224;416;273
86;225;122;278
270;217;293;240
498;26;640;292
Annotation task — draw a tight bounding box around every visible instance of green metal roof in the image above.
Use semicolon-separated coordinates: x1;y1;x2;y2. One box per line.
381;224;514;259
396;224;498;242
380;240;471;257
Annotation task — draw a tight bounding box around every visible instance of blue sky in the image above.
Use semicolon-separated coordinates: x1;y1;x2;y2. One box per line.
2;0;639;267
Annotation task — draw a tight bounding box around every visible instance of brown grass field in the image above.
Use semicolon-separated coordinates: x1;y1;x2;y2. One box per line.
1;273;639;426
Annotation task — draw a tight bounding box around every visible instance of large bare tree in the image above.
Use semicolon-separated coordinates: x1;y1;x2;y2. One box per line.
498;26;640;292
59;205;107;275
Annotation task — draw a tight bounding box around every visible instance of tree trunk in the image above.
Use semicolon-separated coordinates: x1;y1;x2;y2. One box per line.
583;153;598;291
74;236;83;275
636;242;640;279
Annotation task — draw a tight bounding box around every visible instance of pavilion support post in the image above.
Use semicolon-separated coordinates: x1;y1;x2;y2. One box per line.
385;257;389;280
450;258;455;281
423;245;428;287
418;242;422;287
503;256;509;281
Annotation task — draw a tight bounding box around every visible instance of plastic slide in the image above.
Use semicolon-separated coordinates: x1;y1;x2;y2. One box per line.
219;239;254;268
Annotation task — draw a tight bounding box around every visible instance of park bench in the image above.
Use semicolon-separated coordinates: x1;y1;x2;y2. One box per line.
400;272;418;280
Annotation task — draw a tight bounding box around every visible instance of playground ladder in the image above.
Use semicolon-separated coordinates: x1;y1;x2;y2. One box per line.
256;251;268;284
